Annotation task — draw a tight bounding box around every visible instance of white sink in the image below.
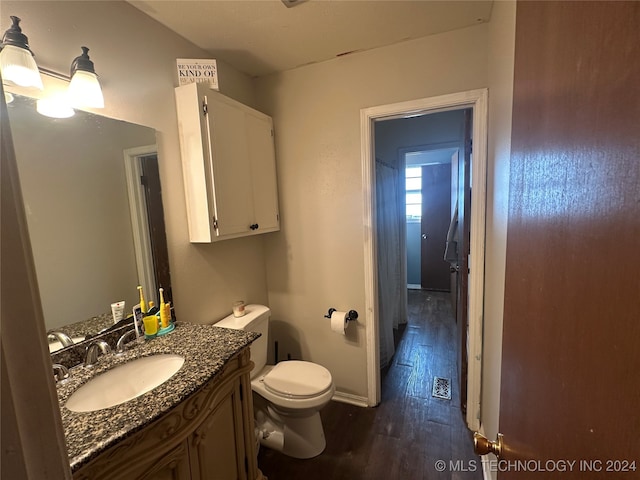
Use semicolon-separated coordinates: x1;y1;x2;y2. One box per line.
65;354;185;412
49;336;85;353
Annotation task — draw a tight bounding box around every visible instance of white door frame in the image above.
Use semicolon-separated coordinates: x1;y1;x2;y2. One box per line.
123;145;158;303
360;88;487;430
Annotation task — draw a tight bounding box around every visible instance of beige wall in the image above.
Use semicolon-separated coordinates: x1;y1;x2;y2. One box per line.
3;0;515;427
255;24;489;399
484;0;516;470
2;1;270;326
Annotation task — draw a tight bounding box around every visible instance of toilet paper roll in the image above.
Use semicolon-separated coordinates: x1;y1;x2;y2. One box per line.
330;310;348;335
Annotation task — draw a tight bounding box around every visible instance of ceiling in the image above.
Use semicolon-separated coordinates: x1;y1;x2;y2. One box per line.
128;0;494;78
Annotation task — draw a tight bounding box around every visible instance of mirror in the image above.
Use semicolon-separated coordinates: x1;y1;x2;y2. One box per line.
6;93;171;347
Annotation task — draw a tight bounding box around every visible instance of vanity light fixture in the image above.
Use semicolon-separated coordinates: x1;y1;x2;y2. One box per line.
67;46;104;109
1;15;104;113
0;16;43;89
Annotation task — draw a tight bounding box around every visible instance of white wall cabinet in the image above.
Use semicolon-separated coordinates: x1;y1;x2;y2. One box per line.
175;82;280;242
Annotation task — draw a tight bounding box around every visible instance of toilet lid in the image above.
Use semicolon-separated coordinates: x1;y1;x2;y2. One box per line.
263;361;332;398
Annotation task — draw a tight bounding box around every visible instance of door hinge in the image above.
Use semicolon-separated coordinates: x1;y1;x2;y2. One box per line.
140;175;148;186
202;101;208;116
271;129;274;137
212;217;218;230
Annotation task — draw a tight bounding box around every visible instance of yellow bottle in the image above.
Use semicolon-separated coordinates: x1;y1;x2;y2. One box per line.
137;285;147;314
159;288;169;328
165;302;172;324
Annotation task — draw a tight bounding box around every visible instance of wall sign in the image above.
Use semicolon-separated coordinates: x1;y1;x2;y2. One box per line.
176;59;218;90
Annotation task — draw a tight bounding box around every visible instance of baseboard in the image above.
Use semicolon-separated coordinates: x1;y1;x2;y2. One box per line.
331;391;369;407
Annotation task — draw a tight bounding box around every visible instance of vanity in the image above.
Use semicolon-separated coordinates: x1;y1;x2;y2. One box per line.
56;323;265;480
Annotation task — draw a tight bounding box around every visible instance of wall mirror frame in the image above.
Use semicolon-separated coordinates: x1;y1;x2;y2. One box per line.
5;84;172;353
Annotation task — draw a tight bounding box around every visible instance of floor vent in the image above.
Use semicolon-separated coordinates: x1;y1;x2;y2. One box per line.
432;376;451;400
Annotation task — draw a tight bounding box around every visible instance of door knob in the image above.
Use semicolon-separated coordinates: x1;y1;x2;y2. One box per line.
421;233;428;239
473;432;503;457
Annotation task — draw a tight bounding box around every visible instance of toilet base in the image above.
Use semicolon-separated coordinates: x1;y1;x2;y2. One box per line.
255;404;327;459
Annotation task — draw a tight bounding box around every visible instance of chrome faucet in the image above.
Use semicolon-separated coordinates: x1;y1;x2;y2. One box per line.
116;330;138;354
47;330;74;348
84;340;112;366
52;363;69;382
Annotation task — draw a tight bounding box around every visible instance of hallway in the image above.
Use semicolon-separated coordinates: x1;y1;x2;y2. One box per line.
258;290;481;479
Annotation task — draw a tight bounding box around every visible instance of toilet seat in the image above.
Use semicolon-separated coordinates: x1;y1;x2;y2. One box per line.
263;361;332;399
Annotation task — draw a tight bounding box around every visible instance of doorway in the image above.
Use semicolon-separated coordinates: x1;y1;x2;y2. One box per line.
404;147;462;292
376;108;472;412
124;146;172;306
361;89;487;431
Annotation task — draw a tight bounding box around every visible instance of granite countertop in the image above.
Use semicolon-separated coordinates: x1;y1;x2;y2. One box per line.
56;322;259;472
61;312;114;339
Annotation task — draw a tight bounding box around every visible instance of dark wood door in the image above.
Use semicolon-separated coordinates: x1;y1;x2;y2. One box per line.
499;1;640;475
140;155;172;303
420;163;451;291
449;150;459;314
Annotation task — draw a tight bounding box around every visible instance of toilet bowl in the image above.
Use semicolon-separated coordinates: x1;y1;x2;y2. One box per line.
214;305;335;459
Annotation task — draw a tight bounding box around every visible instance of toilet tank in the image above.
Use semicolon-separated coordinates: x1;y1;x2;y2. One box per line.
214;304;270;377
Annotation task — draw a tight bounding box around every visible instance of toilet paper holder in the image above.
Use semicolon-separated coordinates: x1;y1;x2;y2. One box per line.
324;308;358;322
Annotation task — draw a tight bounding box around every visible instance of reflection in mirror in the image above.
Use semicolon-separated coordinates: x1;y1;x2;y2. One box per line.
6;93;171;350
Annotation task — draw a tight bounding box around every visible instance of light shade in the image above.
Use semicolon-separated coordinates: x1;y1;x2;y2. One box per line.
36;95;75;118
68;47;104;108
68;69;104;108
0;16;43;89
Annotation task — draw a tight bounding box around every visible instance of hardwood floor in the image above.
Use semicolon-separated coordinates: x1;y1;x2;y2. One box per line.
257;290;482;479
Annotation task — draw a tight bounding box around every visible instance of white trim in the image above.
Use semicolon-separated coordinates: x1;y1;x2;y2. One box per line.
467;90;488;431
361;108;381;406
482;455;493;480
332;391;369;408
123;145;158;302
360;89;488;428
477;424;494;480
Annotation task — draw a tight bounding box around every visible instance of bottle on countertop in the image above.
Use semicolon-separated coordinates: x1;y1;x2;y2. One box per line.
159;288;170;329
147;300;160;316
137;285;147;314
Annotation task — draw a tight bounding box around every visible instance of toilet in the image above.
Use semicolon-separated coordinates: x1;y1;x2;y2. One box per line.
214;304;335;459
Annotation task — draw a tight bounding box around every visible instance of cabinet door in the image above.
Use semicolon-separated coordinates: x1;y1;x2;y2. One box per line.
246;113;279;233
140;439;192;480
189;380;247;480
74;438;192;480
205;94;255;239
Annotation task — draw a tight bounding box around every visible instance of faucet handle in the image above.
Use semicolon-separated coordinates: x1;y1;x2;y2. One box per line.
48;330;74;348
52;363;70;382
116;329;138;354
84;340;112;367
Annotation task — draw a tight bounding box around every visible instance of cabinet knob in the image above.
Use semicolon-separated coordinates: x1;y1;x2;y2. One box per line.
249;223;259;230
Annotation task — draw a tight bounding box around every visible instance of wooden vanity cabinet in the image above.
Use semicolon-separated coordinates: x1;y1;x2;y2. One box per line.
175;82;280;243
73;348;264;480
